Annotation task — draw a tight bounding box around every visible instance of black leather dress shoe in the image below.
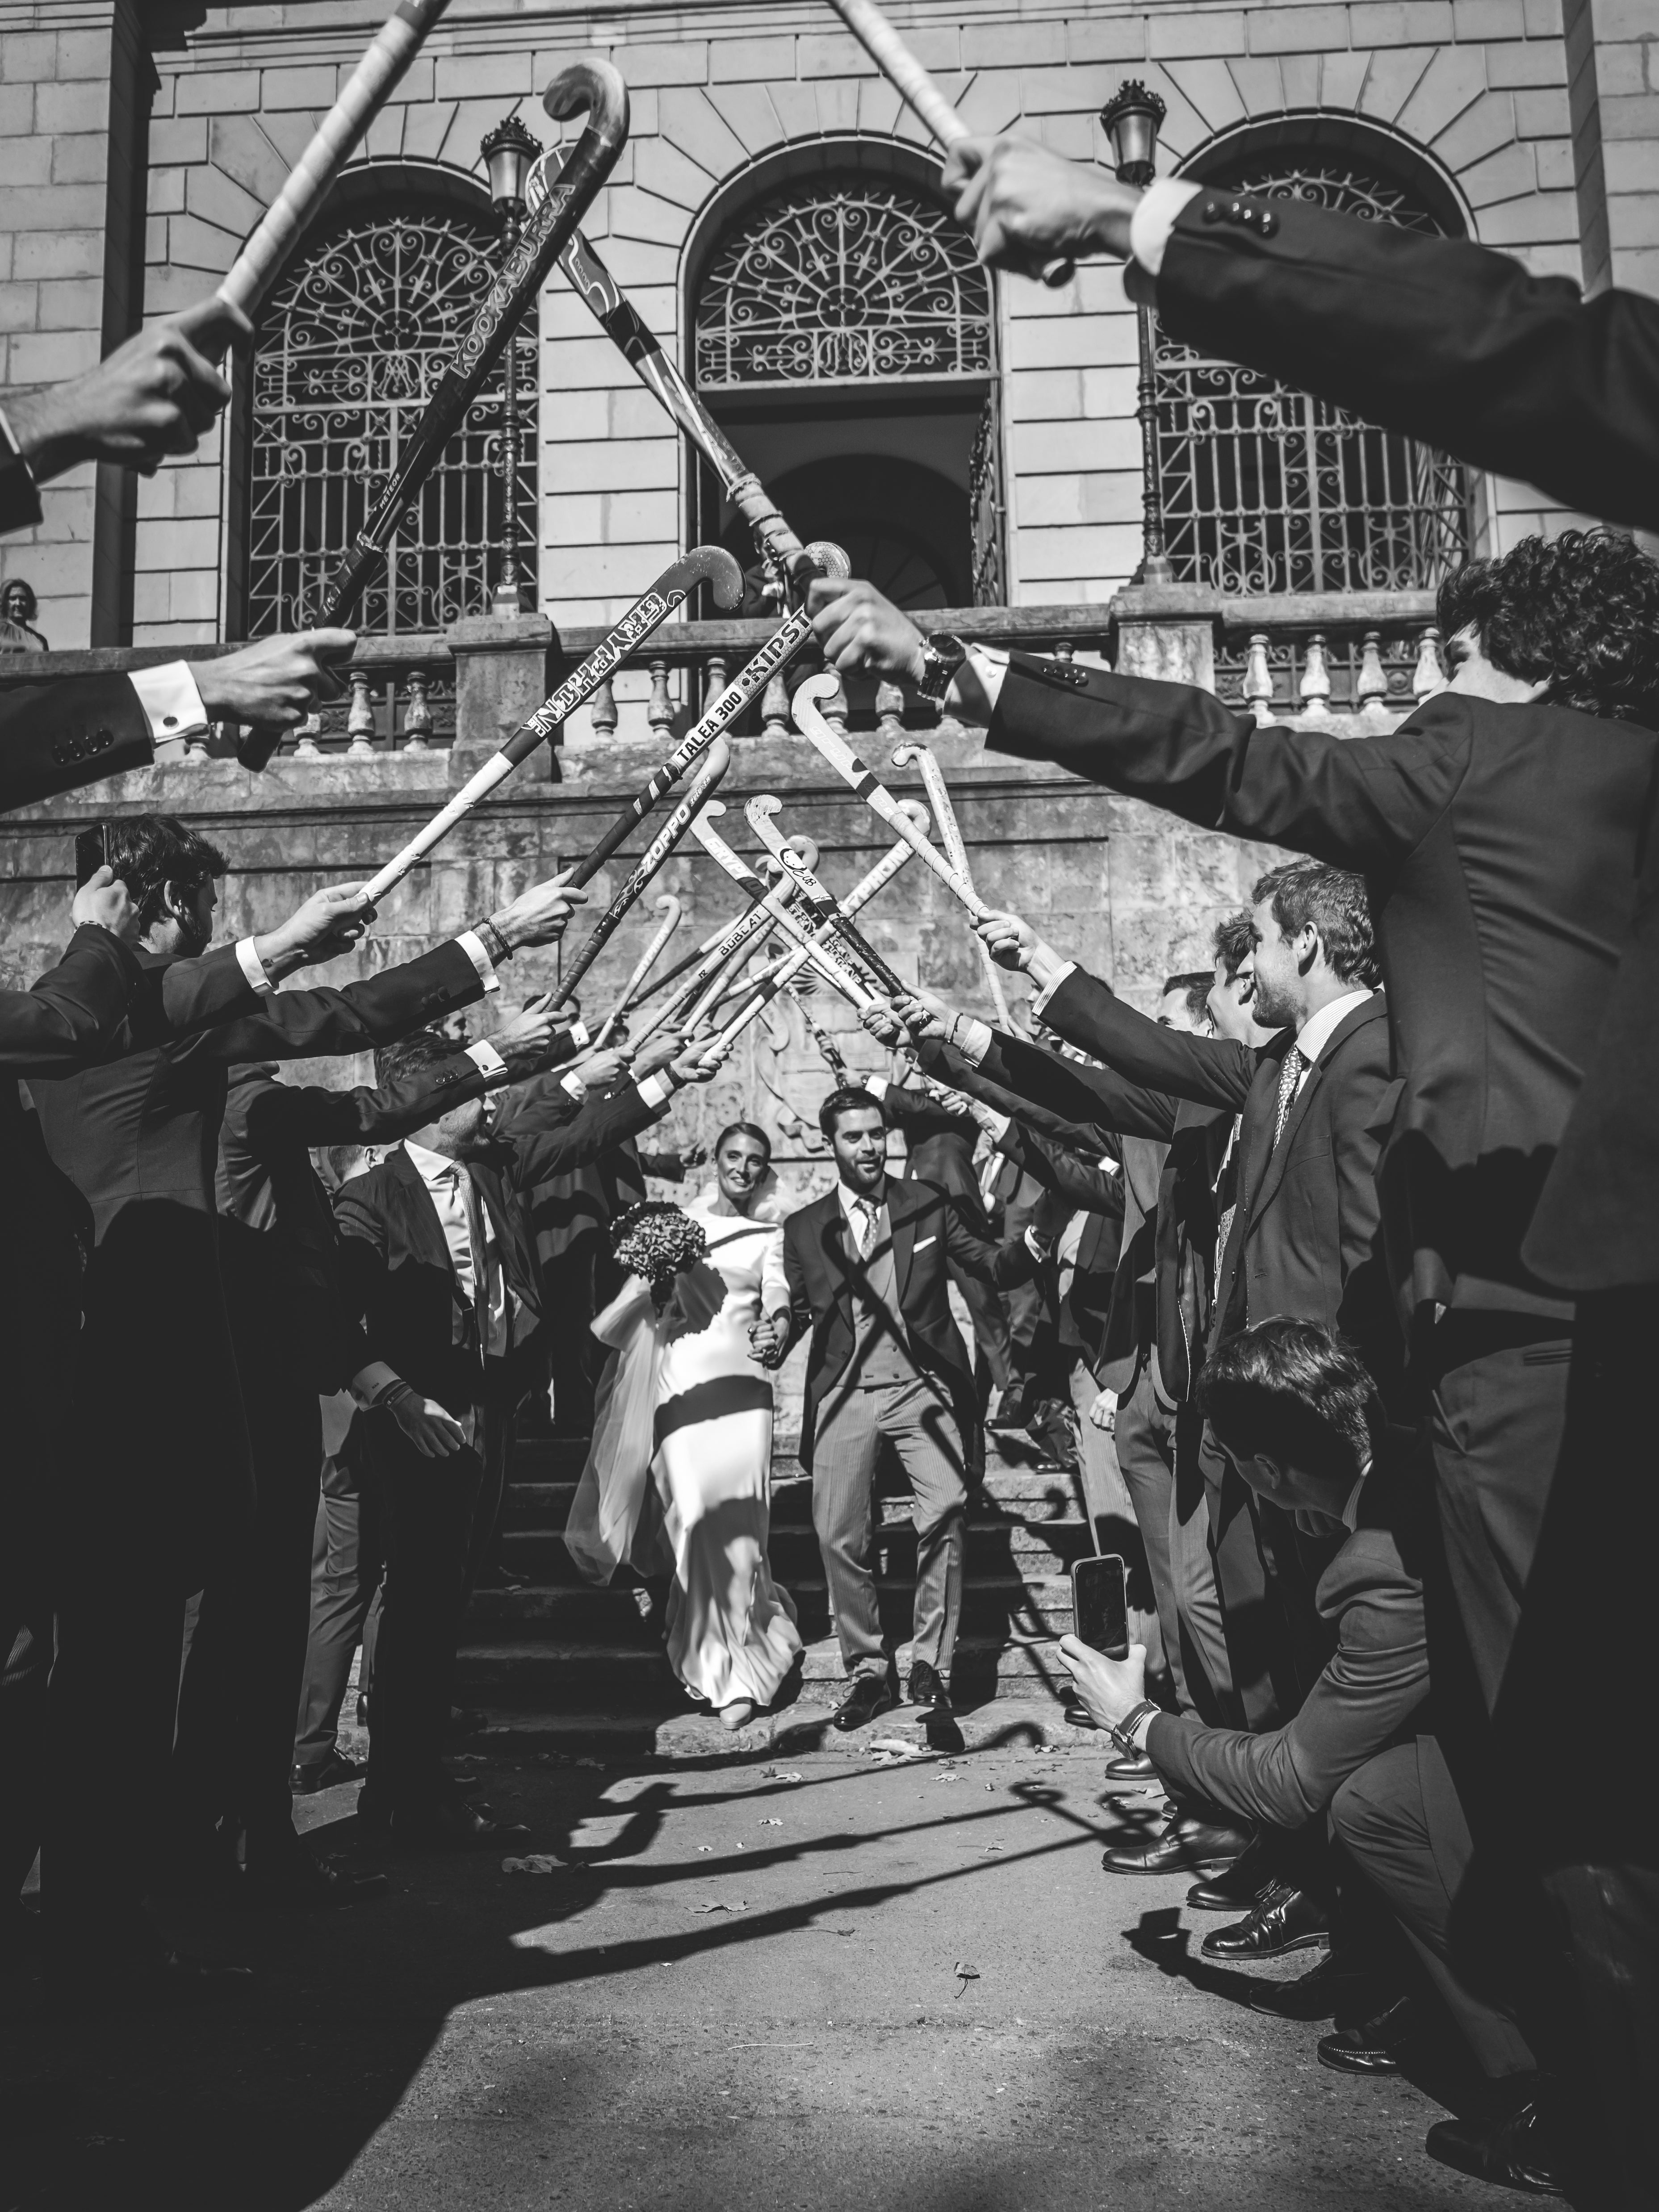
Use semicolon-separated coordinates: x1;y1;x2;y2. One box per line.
290;1752;365;1796
1318;1996;1418;2074
242;1853;390;1909
1202;1880;1331;1959
1102;1815;1253;1876
831;1673;896;1732
907;1661;948;1709
1426;2089;1564;2196
1105;1750;1158;1782
1186;1831;1276;1910
392;1799;531;1852
1249;1953;1386;2022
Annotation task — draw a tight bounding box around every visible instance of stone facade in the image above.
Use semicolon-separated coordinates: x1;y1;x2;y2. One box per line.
2;0;1654;649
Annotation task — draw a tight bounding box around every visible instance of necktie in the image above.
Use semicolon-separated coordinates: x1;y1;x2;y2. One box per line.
853;1198;878;1258
1273;1046;1307;1150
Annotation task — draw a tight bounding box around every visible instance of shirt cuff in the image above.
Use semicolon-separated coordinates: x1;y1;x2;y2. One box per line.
957;641;1008;716
561;1070;588;1102
866;1072;889;1099
566;1019;590;1049
455;928;502;995
350;1360;404;1409
1130;177;1202;278
129;660;210;746
467;1039;507;1080
636;1072;675;1112
235;937;274;996
1030;962;1078;1019
980;1106;1012;1143
948;1014;994;1065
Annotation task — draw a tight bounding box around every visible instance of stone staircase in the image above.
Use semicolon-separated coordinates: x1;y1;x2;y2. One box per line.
457;1418;1088;1751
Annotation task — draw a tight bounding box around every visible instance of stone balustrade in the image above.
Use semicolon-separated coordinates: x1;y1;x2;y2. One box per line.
0;589;1449;777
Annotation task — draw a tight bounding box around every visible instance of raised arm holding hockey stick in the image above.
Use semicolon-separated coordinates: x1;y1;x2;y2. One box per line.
554;738;732;1010
360;546;741;905
744;794;913;1001
594;894;682;1047
821;0;1072;289
891;738;1011;1026
240;62;629;768
790;673;991;920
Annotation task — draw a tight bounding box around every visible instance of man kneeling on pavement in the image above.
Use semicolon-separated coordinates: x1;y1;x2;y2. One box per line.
1060;1318;1557;2197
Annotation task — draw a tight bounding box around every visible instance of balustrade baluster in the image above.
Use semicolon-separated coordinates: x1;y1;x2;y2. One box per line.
402;670;432;753
1244;633;1274;725
875;679;907;746
1299;632;1332;717
703;654;727;715
647;658;674;741
346;672;376;758
589;672;618;741
820;663;850;737
1412;626;1447;702
1355;631;1388;706
760;666;791;744
292;712;323;760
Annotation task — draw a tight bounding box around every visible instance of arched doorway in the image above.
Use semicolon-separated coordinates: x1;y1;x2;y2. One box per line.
1155;136;1473;593
243;168;537;637
688;165;1000;611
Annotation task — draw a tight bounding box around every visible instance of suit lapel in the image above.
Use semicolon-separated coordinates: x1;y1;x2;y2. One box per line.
389;1145;468;1323
889;1177;921;1306
1248;999;1383;1227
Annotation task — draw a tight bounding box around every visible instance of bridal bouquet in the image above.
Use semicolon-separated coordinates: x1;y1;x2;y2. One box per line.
611;1202;708;1293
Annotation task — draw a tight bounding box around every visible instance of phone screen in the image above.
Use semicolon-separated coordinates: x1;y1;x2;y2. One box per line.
1071;1554;1129;1658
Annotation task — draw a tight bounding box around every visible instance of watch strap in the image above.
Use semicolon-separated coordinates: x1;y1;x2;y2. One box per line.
1108;1699;1160;1756
913;632;967;701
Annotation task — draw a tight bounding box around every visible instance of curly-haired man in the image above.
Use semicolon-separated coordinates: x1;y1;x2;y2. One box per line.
808;524;1659;2202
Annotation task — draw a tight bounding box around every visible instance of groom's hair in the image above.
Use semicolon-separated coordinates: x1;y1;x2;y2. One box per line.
819;1086;884;1140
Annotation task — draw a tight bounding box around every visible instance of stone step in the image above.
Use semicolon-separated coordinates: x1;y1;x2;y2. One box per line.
454;1631;1071;1709
469;1696;1089;1759
465;1574;1074;1638
500;1518;1088;1583
503;1465;1085;1530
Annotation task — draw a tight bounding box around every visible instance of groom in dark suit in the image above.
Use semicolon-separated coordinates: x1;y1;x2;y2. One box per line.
754;1087;1036;1734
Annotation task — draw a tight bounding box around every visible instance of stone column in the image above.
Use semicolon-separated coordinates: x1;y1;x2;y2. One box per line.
444;612;556;780
1110;583;1220;692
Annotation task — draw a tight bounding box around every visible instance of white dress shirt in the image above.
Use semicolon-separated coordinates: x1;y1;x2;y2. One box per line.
403;1139;517;1366
1290;987;1376;1098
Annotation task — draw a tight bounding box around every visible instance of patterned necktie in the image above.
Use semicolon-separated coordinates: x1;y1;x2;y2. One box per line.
1273;1046;1307;1150
851;1198;874;1258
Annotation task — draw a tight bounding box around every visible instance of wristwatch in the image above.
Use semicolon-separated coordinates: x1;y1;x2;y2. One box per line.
913;631;968;701
1108;1699;1160;1757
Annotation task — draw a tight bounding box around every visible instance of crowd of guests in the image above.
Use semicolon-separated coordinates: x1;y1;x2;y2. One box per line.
3;93;1656;2212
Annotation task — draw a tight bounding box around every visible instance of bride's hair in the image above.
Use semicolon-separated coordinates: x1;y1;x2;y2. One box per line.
714;1119;771;1161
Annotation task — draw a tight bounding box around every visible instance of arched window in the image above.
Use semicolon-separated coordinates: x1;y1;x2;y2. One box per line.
690;170;1001;607
1154;148;1472;594
245;178;536;636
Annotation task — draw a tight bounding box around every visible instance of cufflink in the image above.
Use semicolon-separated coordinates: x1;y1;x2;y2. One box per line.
162;714;178;729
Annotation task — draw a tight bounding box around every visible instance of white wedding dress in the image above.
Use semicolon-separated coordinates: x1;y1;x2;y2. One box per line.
564;1194;801;1713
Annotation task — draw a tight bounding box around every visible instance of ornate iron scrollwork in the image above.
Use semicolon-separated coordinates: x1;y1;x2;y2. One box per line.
1153;155;1471;595
695;180;992;390
247;198;538;637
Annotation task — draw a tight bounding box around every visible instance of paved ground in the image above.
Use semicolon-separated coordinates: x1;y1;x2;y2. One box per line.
3;1718;1493;2212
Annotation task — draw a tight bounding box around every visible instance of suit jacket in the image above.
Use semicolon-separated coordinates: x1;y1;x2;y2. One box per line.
781;1176;1036;1481
878;1082;982;1202
335;1081;662;1418
924;1022;1230;1403
991;666;1656;1324
0;670;155;811
1147;1455;1430;1831
1147;184;1659;536
1036;974;1398;1397
30;938;489;1588
216;1050;491;1399
992;1119;1123;1366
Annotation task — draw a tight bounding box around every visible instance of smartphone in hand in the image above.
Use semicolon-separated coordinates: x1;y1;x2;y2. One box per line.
1071;1554;1129;1659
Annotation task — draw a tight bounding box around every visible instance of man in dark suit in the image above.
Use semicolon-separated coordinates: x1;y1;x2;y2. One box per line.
1064;1316;1549;2186
335;1028;720;1844
808;535;1659;2206
753;1086;1037;1737
870;1061;1013;1402
171;1003;577;1906
30;814;587;1977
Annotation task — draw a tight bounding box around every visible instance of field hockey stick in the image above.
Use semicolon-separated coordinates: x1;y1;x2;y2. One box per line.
891;738;1011;1024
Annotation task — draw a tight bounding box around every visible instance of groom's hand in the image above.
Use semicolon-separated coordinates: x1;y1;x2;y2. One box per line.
748;1311;789;1368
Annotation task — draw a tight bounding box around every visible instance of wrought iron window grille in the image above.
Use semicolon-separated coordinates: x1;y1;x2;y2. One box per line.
246;197;538;638
694;179;993;391
1153;156;1472;596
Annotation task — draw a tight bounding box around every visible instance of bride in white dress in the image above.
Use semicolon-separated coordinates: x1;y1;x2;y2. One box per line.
565;1122;802;1730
